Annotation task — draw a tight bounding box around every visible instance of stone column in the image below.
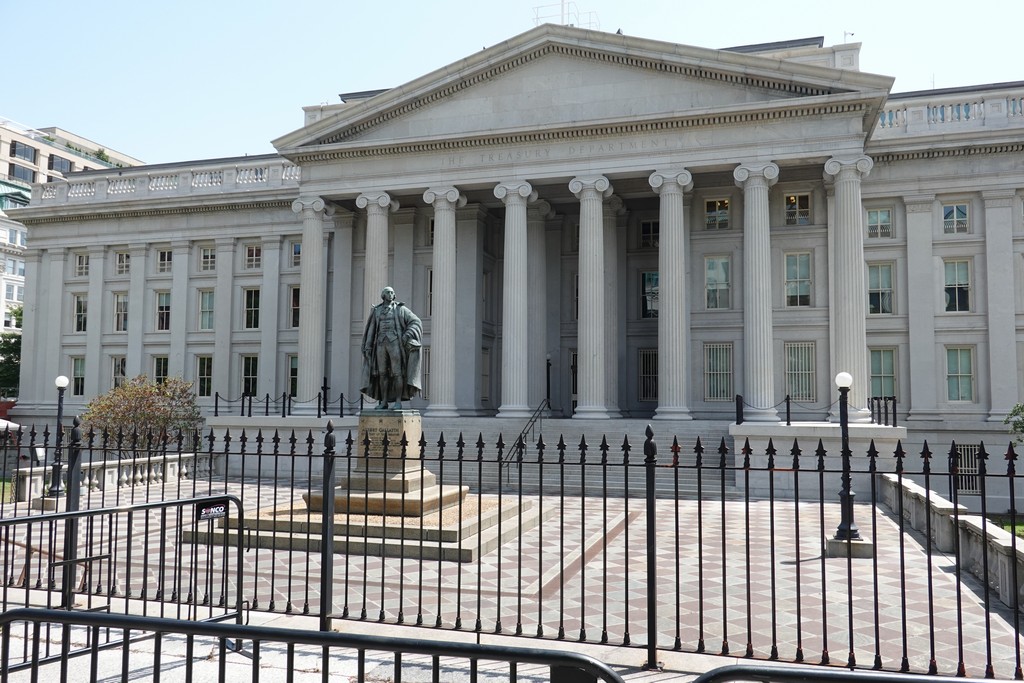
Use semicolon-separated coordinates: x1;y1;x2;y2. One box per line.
423;187;466;417
602;195;624;418
495;181;537;418
85;247;105;397
329;209;355;399
356;191;398;314
42;249;65;389
904;196;937;420
527;200;553;411
258;235;282;399
570;175;612;419
213;238;235;395
650;169;694;420
17;249;41;404
168;241;190;377
125;244;147;378
983;189;1018;421
734;163;779;421
292;197;332;402
825;156;873;419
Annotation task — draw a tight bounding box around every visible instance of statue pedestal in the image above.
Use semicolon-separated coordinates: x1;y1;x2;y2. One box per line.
305;409;467;517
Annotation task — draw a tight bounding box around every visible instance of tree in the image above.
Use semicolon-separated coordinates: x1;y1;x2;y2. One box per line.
81;375;203;439
1005;403;1024;443
0;306;22;395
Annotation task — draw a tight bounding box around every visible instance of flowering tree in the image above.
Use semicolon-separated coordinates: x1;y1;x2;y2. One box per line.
81;375;203;439
1006;404;1024;444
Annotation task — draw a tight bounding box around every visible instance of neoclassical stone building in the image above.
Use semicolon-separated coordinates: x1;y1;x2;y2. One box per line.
9;25;1024;445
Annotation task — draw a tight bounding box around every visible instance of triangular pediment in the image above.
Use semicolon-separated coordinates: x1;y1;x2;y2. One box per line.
274;25;893;157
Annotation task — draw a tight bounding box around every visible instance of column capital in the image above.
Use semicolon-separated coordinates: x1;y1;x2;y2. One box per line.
905;195;936;213
733;162;780;188
291;196;326;214
649;169;693;194
423;187;467;208
494;180;537;204
605;194;626;215
528;199;555;220
355;191;399;213
982;188;1016;206
824;155;873;180
569;175;612;199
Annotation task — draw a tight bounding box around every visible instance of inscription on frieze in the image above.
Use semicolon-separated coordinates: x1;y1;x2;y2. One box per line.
440;136;673;169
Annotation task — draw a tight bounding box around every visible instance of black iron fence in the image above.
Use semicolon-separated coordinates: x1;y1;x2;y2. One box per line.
0;607;626;682
734;394;899;427
0;421;1021;679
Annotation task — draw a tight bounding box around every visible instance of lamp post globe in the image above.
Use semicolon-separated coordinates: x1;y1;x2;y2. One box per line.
47;375;70;498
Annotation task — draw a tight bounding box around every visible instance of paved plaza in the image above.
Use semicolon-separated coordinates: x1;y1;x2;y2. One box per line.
2;479;1021;681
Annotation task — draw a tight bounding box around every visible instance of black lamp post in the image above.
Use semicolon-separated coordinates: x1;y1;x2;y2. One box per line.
545;354;551;403
833;371;861;541
47;375;70;498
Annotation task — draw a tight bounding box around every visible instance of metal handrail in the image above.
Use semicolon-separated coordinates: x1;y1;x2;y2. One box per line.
503;398;550;466
694;664;991;683
0;607;626;682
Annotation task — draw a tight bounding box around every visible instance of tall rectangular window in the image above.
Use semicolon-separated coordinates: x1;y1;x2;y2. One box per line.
640;271;659;318
288;354;298;397
639;220;659;248
867;208;893;238
115;252;130;275
113;293;128;332
197;356;213;397
943;203;969;233
290;241;301;267
784;253;811;307
245;245;262;269
946;347;974;401
428;218;435;246
705;257;731;309
244;288;260;329
421;346;431;400
242;355;259;396
156;249;173;273
705;199;730;230
290;287;300;328
944;259;970;312
74;253;90;277
154;356;169;384
155;292;171;331
785;342;816;401
198;290;214;330
199;247;216;271
785;193;811;225
870;348;896;398
638;348;658;401
5;259;24;277
481;349;491;403
427;268;434;316
704;343;733;401
868;263;894;314
73;294;87;332
72;357;85;396
111;356;127;389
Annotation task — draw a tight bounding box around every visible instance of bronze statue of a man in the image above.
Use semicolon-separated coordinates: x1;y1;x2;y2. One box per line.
360;286;423;410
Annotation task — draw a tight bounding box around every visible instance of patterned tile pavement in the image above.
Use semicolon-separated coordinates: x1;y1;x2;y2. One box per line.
3;479;1022;681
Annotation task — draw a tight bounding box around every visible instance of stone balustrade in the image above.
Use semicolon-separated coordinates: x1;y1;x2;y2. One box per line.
30;156;300;207
14;451;222;505
876;86;1024;138
879;472;1024;610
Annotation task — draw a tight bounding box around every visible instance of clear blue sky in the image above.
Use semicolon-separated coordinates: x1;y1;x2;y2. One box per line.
5;0;1020;165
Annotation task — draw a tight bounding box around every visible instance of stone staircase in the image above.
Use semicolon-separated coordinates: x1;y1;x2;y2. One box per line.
408;417;737;500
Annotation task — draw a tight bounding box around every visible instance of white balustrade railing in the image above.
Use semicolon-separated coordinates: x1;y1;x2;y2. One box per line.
876;87;1024;138
31;159;300;207
14;451;223;505
148;174;179;192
